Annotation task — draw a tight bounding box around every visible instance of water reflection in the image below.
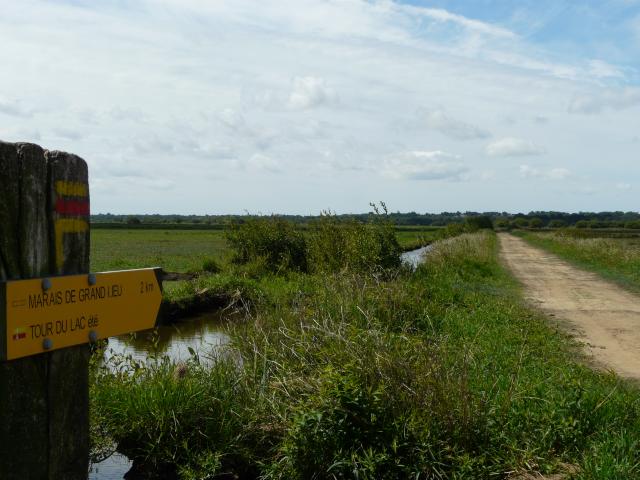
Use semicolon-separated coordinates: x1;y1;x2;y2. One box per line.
102;311;232;366
401;245;433;269
89;453;132;480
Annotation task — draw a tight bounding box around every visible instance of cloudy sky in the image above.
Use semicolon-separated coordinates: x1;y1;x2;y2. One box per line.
1;0;639;214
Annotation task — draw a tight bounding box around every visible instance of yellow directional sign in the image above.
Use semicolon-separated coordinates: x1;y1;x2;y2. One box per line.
1;268;163;360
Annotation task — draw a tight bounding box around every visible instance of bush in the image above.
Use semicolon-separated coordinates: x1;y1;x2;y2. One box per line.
465;215;493;230
225;217;308;273
307;205;401;273
226;204;402;275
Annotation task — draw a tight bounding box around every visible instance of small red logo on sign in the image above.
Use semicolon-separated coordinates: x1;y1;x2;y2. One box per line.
12;328;26;340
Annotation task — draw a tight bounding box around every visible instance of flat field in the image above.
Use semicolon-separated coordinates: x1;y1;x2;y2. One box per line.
394;225;442;249
90;229;228;273
90;226;441;273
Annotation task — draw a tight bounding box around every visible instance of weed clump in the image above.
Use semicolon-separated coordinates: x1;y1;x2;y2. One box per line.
201;257;221;273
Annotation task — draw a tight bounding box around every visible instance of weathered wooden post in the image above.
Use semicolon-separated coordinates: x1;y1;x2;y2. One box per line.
0;141;91;479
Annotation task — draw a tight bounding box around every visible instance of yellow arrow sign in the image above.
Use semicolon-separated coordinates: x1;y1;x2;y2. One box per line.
1;268;163;361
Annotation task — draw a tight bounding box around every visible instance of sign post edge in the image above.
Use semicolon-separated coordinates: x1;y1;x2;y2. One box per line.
0;283;5;361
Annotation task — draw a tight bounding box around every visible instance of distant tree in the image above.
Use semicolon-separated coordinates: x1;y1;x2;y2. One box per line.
465;216;493;230
126;216;141;225
575;220;589;228
529;217;544;229
513;217;529;228
548;219;566;228
625;220;640;229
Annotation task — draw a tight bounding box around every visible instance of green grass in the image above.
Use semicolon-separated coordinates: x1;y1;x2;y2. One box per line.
395;225;442;250
515;231;640;293
90;229;229;273
91;231;640;478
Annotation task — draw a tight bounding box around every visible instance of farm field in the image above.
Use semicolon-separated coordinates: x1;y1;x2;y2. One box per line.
91;223;640;479
395;225;443;250
90;229;229;273
516;230;640;293
90;225;442;273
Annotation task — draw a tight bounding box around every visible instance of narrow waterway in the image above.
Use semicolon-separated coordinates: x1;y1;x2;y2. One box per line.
91;245;431;479
401;244;432;268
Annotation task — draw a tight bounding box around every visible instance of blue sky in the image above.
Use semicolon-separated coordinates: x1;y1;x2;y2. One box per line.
0;0;639;214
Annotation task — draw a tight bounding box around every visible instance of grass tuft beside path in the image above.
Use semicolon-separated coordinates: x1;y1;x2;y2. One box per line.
515;231;640;293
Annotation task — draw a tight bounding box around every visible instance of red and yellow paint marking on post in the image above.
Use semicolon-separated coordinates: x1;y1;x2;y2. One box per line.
54;181;89;270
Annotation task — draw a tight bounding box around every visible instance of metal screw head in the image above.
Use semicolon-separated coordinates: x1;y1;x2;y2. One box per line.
42;338;53;350
88;274;97;286
41;278;52;291
88;330;98;343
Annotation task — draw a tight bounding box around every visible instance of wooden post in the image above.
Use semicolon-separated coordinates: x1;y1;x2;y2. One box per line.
0;141;90;479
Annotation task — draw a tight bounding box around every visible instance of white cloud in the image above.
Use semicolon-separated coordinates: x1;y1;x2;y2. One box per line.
218;109;246;130
616;182;632;190
423;109;490;140
568;87;640;114
486;138;545;157
247;153;282;173
548;168;571;180
406;6;517;39
383;151;467;181
0;98;34;117
480;170;496;181
520;165;571;180
587;59;624;79
287;76;336;110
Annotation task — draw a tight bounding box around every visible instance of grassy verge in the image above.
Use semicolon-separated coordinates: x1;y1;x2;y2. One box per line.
91;231;640;478
515;231;640;293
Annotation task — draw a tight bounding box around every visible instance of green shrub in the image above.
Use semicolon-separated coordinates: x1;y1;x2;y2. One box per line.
307;205;401;273
226;204;402;275
225;216;308;273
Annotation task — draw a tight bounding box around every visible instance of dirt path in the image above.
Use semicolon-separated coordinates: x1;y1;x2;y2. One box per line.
499;233;640;380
